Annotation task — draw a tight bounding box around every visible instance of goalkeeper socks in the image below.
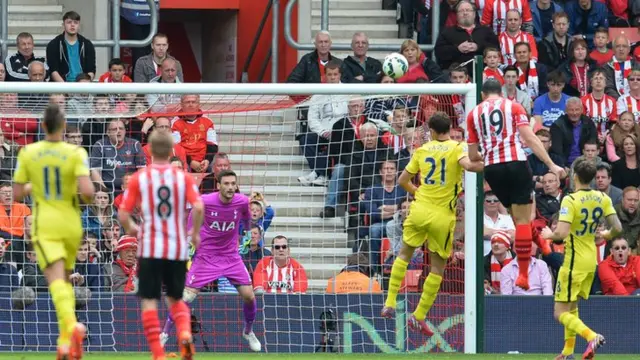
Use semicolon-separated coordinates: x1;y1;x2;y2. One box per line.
243;298;257;334
514;224;533;288
385;257;409;308
142;309;165;359
531;225;552;256
162;317;174;335
558;311;597;342
413;273;443;321
170;301;192;338
50;279;77;348
562;308;578;356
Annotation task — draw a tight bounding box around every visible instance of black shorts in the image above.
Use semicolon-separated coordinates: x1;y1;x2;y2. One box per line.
137;258;187;300
484;161;533;208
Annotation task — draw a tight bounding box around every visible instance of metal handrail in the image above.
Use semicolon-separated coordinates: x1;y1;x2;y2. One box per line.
0;0;157;59
283;0;438;52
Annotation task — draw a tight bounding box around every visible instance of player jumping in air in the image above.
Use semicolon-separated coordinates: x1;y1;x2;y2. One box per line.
119;131;205;360
13;104;95;360
541;158;621;360
467;79;566;290
160;170;262;352
381;112;484;334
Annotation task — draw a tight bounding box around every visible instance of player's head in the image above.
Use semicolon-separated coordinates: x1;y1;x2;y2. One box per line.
217;169;238;201
428;111;452;136
42;103;66;135
481;79;502;99
148;130;174;162
572;157;597;187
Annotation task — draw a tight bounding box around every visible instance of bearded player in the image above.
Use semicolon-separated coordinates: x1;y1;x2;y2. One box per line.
13;104;95;360
541;159;621;360
467;79;566;290
381;112;484;334
160;170;261;352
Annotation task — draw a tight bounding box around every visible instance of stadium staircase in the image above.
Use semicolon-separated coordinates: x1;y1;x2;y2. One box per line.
7;0;63;55
216;110;349;292
311;0;402;61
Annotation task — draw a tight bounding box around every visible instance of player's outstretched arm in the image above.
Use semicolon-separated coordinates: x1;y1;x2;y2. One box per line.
77;176;95;204
540;222;570;244
12;183;31;202
398;170;418;196
519;125;566;179
459;156;484;173
467;143;483;163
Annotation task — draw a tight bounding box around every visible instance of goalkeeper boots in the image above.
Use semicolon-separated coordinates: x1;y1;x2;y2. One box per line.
407;314;434;337
582;334;605;359
70;322;86;360
381;306;395;319
243;331;262;352
160;332;169;347
178;331;195;360
56;346;70;360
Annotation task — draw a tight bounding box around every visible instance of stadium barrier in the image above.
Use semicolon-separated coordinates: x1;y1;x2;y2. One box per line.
1;293;637;354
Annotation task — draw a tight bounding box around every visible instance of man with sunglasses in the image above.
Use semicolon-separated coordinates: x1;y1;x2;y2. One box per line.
541;158;622;359
252;235;308;294
616;69;640;123
598;237;640;295
483;191;516;255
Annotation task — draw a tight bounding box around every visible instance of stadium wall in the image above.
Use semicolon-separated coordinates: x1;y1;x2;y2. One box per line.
0;294;637;354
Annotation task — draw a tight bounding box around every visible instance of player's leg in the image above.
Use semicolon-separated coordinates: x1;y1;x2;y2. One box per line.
554;301;598;343
164;260;195;359
137;258;166;360
510;203;534;289
160;286;199;347
237;285;261;352
63;238;86;360
559;303;578;358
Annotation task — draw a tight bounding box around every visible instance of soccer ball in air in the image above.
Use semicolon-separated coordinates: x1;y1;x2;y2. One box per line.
383;53;409;79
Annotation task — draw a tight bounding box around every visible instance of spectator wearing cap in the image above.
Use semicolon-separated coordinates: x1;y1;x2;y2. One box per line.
4;32;49;82
598;237;640;295
483;231;514;294
500;252;553;295
483;191;516;255
46;11;96;82
340;32;382;84
134;33;183;83
535;172;563;222
105;236;138;293
253;235;308;294
286;30;340;84
0;237;18;290
595;164;623;206
615;187;640;251
242;225;272;275
326;253;382;294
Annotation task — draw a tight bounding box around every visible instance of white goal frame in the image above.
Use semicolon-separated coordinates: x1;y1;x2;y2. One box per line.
1;81;479;354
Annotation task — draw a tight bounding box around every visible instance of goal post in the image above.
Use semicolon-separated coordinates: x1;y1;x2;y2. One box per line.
0;81;481;354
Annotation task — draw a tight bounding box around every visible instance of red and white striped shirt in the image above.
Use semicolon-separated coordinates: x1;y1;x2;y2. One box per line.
253;256;309;294
120;164;201;261
581;93;617;137
617;94;640;123
499;31;538;66
481;0;533;36
466;97;529;165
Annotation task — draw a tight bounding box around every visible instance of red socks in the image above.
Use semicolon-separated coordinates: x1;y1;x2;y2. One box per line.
170;301;192;338
514;224;532;289
531;225;552;256
142;309;165;359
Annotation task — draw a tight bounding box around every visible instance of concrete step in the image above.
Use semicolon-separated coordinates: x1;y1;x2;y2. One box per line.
304;263;343;280
308;279;329;292
228;154;308;172
293;247;352;257
235;169;309;186
211;114;287;126
9;0;58;4
9;5;63;21
271;216;343;229
218;140;300;156
241;184;326;203
266;230;348;248
8;20;61;35
311;10;397;26
256;200;324;218
312;24;397;39
312;0;382;11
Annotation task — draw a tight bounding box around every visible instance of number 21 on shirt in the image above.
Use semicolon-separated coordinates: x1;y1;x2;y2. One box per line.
424;157;446;185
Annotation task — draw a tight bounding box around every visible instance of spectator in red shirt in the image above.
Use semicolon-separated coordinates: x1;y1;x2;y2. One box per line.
598;237;640;295
253;235;308;294
590;27;614;67
98;58;133;83
0;92;38;146
141;116;187;166
171;94;218;172
112;173;134;210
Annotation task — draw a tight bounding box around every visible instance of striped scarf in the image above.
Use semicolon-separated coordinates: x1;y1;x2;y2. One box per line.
613;57;632;96
572;63;589;97
490;253;512;291
517;60;539;99
483;67;504;85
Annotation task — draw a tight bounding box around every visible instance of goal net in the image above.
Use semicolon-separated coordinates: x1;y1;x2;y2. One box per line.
0;82;478;354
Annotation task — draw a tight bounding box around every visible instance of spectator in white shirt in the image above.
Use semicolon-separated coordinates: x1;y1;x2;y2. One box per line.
483;190;516;255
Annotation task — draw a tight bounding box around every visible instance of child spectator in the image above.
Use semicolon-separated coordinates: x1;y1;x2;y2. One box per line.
249;192;275;235
590;28;614;67
98;58;132;83
482;47;504;85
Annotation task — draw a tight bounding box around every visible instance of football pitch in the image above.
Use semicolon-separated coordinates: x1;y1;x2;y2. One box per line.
3;353;639;360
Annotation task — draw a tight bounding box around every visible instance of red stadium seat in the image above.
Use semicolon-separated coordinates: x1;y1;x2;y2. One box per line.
609;28;640;44
401;270;422;293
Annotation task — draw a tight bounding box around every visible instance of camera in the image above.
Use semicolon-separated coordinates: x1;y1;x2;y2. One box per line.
316;308;338;353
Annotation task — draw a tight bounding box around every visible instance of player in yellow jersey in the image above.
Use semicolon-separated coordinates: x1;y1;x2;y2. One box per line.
541;158;622;360
381;112;484;335
13;104;95;360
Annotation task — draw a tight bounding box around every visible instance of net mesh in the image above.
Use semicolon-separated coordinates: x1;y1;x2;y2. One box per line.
0;87;469;353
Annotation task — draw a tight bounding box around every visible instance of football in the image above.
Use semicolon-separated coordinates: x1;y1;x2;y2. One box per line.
382;52;409;79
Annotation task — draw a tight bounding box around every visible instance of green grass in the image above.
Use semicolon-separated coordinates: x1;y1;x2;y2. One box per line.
3;353;639;360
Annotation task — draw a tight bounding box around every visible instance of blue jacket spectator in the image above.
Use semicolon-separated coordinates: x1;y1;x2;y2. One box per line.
360;183;408;224
565;0;609;48
0;262;19;290
82;207;104;239
73;242;105;292
530;0;563;41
